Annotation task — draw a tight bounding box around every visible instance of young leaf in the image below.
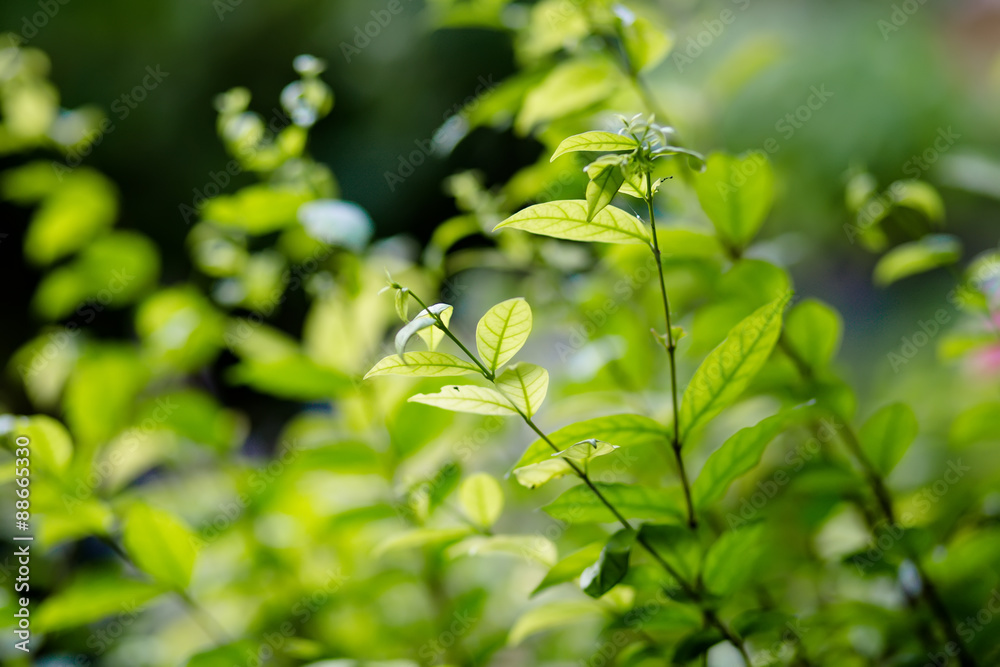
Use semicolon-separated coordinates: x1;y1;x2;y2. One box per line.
512;459;576;489
679;294;790;441
365;351;481;378
531;543;605;596
694;151;774;250
784;299;843;370
551;131;638;161
409;385;517;416
873;234;962;286
495;363;549;417
859;403;918;475
459;473;504;529
543;483;686;524
553;438;618;463
585;161;626;221
395;316;436;356
581;528;636;598
508;601;607;646
417;304;453;351
476;298;533;373
494;201;650;245
692;407;813;508
122;504;199;589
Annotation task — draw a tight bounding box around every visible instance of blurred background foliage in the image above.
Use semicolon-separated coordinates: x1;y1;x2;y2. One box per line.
1;0;1000;665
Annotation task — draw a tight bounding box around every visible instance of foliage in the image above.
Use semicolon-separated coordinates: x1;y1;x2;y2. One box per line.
2;4;1000;667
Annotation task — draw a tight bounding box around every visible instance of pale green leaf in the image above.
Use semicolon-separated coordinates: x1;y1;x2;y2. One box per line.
409;385;517;415
512;459;576;489
494;201;650;245
585;161;626;221
365;352;481;379
396;303;451;356
514;414;668;469
122;504;198;589
476;298;533;372
679;294;790;441
36;572;165;633
417;304;453;351
859;403;918;475
550;131;638;161
459;472;504;528
508;601;607;646
495;363;549;417
448;534;556;566
874;235;961;286
374;527;473;558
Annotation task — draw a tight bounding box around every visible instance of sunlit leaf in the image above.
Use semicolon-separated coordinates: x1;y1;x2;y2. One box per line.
122;504;198;589
873;235;961;286
585;160;626;221
514;414;668;469
495;363;549;417
409;385;517;416
680;294;790;440
365;352;481;379
495;201;650;245
476;298;533;373
516;59;618;133
550;131;638;161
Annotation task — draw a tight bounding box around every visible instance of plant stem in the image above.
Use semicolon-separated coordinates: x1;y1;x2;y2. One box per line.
780;336;977;667
407;291;495;380
646;179;697;529
404;287;750;663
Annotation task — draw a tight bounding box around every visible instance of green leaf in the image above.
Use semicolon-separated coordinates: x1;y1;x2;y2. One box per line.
552;438;618;463
1;414;73;475
692;407;813;508
581;528;635;598
365;352;481;379
476;298;533;373
459;472;504;528
784;299;843;370
396;303;451;356
950;402;1000;447
679;294;790;440
200;184;311;235
516;58;618;133
226;355;352;400
531;543;604;596
874;234;962;286
859;403;918;476
585;160;626;221
409;385;517;415
890;179;944;224
508;600;607;646
494;201;650;245
122;504;198;589
543;483;686;524
694;151;775;250
35;572;165;633
374;527;473;557
512;459;576;489
495;363;549;417
702;523;767;596
673;628;724;663
551;131;638;161
621;16;673;72
514;414;669;468
448;534;557;566
417;304;453;351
